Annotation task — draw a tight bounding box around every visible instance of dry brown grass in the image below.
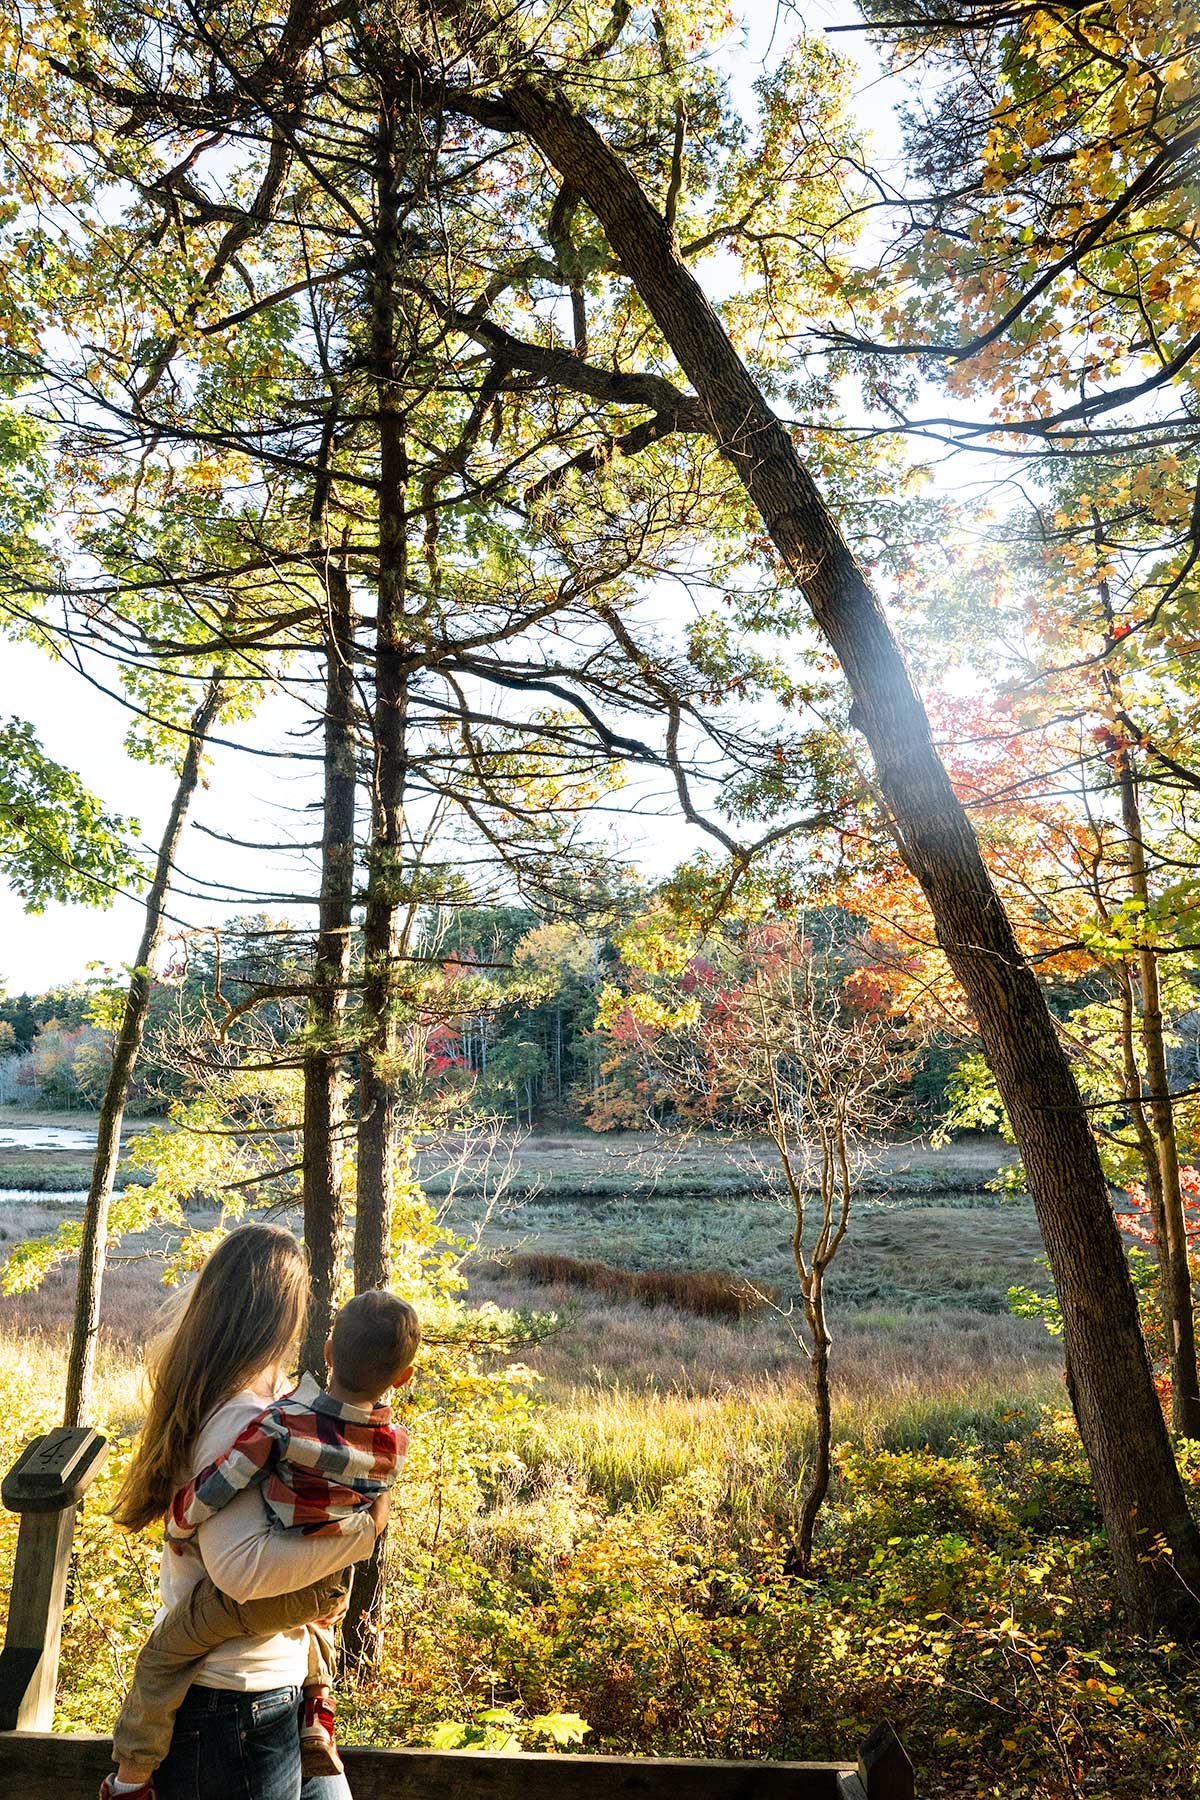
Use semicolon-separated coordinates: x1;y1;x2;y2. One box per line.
508;1251;768;1319
0;1135;1060;1419
0;1184;1063;1541
0;1216;1061;1447
0;1128;1057;1461
0;1207;176;1355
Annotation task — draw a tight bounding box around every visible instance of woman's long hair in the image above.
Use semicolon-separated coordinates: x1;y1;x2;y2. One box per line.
114;1223;308;1532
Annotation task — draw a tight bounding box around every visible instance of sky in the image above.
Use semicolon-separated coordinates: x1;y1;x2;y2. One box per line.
0;637;324;990
0;0;912;997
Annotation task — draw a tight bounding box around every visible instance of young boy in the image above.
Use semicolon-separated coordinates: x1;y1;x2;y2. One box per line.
102;1288;421;1800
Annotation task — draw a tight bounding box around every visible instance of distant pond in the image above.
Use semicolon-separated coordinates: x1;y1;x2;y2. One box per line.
0;1189;89;1205
0;1125;98;1151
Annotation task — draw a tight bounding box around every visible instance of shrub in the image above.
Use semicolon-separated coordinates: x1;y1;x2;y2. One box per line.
508;1251;769;1319
835;1444;1019;1546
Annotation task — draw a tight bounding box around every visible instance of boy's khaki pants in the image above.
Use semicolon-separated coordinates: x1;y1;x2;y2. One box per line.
112;1567;349;1773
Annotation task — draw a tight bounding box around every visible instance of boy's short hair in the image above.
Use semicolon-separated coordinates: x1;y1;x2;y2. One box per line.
330;1290;421;1395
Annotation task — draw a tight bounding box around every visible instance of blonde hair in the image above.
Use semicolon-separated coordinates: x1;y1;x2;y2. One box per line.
113;1223;308;1532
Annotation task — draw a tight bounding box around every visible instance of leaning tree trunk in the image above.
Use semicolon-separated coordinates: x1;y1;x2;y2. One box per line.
345;94;410;1670
299;522;358;1375
1116;745;1200;1437
494;72;1200;1627
62;679;223;1428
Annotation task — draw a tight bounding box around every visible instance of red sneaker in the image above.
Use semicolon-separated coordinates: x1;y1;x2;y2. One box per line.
299;1691;344;1778
100;1781;155;1800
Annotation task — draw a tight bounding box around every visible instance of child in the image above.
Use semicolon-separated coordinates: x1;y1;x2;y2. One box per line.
102;1288;421;1800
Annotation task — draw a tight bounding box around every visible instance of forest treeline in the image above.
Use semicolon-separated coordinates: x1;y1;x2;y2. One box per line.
0;901;965;1126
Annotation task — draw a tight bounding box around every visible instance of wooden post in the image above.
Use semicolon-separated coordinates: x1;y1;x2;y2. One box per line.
858;1723;915;1800
0;1427;108;1731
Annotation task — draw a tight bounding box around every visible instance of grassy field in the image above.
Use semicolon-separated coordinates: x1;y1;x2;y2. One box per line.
420;1126;1024;1202
0;1122;1061;1466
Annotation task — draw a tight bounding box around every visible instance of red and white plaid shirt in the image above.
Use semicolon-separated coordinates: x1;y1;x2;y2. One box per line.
168;1372;407;1541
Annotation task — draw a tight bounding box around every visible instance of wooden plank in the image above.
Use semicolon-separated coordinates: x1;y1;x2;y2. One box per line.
339;1745;853;1800
0;1733;858;1800
858;1724;915;1800
0;1728;113;1797
0;1506;76;1730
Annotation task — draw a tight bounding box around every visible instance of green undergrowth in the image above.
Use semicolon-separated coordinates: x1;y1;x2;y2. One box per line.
0;1162;147;1191
0;1329;1196;1799
425;1168;1016;1204
350;1403;1200;1800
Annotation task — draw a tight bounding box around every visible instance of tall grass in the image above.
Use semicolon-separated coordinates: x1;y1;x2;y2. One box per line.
482;1265;1063;1527
509;1250;768;1318
511;1359;1063;1523
0;1300;1063;1541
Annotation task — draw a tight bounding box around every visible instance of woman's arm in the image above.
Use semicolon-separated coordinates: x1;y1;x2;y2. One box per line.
197;1483;375;1603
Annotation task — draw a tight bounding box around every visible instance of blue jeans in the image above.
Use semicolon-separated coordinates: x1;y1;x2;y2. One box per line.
153;1684;353;1800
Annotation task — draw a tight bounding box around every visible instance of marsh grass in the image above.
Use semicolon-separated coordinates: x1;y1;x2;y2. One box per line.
0;1164;146;1191
0;1308;1061;1553
508;1251;768;1317
0;1325;146;1442
0;1127;1060;1543
465;1191;1050;1315
414;1128;1026;1211
512;1373;1061;1523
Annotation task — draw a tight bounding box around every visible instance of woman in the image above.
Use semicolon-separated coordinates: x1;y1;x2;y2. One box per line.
107;1223;383;1800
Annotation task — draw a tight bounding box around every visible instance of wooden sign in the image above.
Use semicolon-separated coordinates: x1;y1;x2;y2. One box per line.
3;1427;109;1513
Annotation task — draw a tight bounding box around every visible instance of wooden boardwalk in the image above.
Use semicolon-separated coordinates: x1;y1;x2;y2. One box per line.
0;1728;912;1799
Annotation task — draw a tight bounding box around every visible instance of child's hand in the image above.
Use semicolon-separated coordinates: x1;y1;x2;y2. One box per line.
368;1491;390;1538
315;1590;351;1628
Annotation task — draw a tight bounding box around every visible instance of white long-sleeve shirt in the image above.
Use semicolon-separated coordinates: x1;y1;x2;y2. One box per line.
157;1384;376;1691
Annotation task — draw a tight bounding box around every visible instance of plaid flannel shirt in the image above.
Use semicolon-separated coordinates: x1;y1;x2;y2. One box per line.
168;1372;407;1541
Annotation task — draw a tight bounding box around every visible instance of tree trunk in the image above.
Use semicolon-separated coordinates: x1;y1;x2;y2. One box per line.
355;95;410;1301
300;539;357;1376
499;75;1200;1626
1116;747;1200;1437
345;94;410;1672
1118;962;1176;1335
795;1281;832;1573
62;679;223;1428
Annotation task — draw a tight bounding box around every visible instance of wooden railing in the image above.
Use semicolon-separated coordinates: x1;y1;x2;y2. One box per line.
0;1430;916;1800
